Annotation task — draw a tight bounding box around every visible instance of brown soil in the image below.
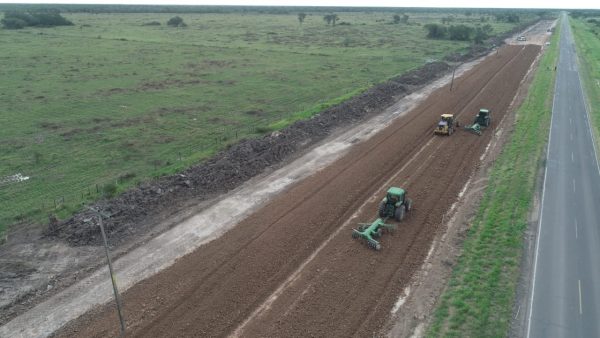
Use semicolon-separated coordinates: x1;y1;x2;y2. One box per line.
54;45;541;338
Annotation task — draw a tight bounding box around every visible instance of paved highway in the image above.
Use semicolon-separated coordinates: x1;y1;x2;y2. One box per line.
527;15;600;338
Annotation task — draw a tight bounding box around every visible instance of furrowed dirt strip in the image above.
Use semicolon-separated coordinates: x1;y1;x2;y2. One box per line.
55;45;540;338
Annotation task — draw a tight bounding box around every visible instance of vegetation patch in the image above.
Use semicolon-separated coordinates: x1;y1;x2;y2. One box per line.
1;10;73;29
571;16;600;149
427;20;560;337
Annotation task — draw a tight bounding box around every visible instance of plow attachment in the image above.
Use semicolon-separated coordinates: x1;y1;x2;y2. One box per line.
352;218;396;250
464;123;482;135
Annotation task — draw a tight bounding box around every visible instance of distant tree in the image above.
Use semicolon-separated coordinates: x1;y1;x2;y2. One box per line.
167;16;186;27
465;11;472;17
448;24;473;41
1;10;73;29
323;13;339;26
507;14;520;23
482;24;493;34
424;23;447;39
298;12;307;24
393;14;401;24
474;24;494;44
401;14;409;24
331;14;339;26
1;17;27;29
494;12;520;23
441;16;454;25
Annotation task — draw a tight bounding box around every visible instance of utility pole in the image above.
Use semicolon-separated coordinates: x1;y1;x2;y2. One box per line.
90;208;126;336
450;65;457;92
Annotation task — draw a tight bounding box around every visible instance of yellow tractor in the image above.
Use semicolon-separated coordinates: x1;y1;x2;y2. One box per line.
434;114;457;136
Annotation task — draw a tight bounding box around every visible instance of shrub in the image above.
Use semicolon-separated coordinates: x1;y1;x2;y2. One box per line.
103;182;118;197
424;23;447;39
142;21;161;26
1;17;27;29
448;24;473;41
167;16;187;27
1;10;73;29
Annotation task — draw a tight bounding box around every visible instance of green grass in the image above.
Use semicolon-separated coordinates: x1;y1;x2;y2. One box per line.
570;17;600;151
427;21;561;337
0;11;532;233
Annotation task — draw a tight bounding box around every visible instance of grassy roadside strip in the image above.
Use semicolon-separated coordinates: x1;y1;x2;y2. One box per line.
427;25;561;337
570;17;600;151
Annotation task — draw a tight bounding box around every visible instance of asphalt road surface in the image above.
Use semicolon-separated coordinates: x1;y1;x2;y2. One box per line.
527;15;600;338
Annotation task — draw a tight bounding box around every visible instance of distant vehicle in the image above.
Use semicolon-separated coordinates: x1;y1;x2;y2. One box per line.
517;36;526;41
545;42;551;46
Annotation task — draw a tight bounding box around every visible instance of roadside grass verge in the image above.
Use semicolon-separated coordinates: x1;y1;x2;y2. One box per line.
427;22;560;337
570;17;600;150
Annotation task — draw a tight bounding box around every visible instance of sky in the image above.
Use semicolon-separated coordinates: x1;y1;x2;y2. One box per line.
1;0;599;9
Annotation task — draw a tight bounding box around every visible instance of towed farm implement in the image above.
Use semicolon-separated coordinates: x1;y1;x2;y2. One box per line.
464;108;492;135
352;187;412;250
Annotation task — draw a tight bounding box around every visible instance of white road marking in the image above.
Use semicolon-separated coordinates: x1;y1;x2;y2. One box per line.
578;280;583;315
572;178;576;193
572;151;574;163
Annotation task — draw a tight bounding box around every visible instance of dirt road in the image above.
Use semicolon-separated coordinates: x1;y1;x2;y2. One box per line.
55;44;540;338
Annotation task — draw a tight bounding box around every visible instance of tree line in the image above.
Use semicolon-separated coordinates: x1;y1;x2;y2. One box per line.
0;4;555;15
1;10;73;29
425;23;494;43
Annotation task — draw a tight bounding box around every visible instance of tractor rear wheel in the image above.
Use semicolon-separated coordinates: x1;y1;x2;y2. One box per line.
378;201;386;217
405;198;413;212
395;206;405;221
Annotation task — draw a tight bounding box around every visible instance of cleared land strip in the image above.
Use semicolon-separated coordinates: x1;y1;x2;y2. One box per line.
50;44;541;338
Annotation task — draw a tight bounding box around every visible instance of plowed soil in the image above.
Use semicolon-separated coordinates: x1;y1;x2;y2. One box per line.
55;44;540;338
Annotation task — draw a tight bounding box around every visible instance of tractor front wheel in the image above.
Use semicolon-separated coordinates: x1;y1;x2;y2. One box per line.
395;206;405;221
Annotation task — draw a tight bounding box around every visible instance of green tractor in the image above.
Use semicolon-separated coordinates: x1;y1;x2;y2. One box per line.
464;108;492;135
352;187;412;250
378;187;413;221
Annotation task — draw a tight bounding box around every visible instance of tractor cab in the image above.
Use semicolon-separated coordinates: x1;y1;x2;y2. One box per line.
475;109;491;127
379;187;412;221
434;114;456;135
386;187;405;204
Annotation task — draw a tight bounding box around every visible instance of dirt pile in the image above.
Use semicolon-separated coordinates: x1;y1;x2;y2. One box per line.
48;61;450;246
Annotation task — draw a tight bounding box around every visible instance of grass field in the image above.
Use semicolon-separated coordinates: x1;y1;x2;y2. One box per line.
571;17;600;150
0;10;532;233
427;21;560;337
